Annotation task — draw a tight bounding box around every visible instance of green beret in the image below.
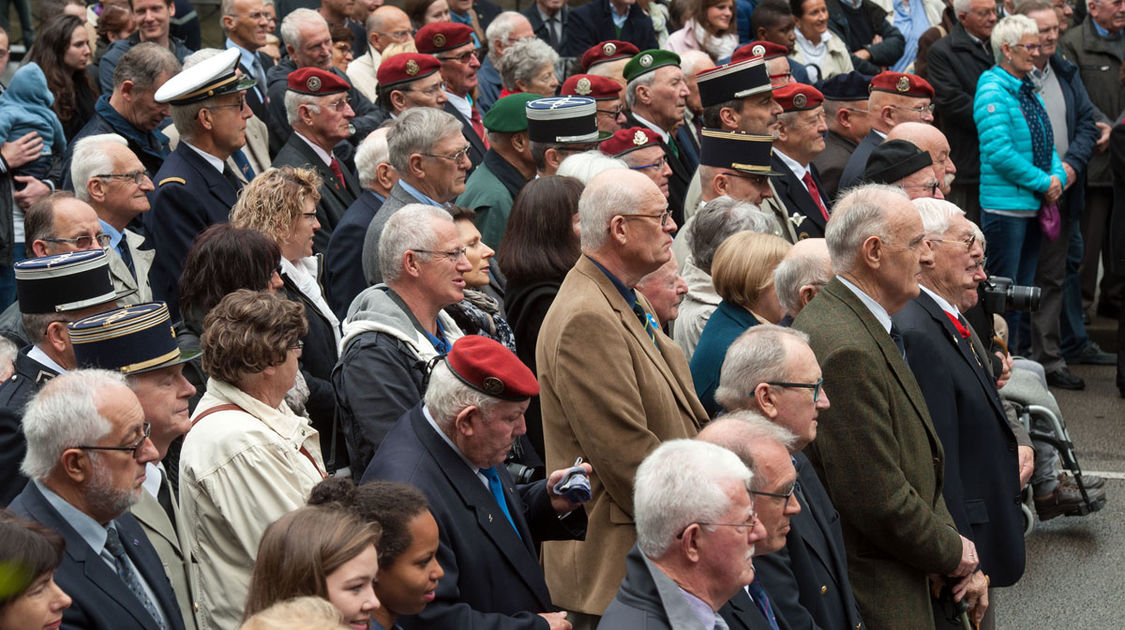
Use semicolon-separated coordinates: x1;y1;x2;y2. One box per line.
483;92;538;133
623;49;682;83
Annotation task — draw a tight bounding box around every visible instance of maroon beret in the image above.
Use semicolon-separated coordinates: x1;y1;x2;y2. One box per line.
773;82;823;112
446;335;538;401
599;127;660;157
869;71;934;99
376;53;441;87
732;40;789;63
560;74;621;100
415;22;475;54
286;67;350;95
580;40;639;71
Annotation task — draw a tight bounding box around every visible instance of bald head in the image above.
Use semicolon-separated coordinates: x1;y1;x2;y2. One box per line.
887;122;956;193
773;238;832;316
579;169;673;283
867;90;933;134
367;5;411;53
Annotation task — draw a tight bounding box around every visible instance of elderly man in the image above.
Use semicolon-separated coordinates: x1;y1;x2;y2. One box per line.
58;44;180;190
325;129;397;318
478;12;535;113
581;40;640;89
599;127;673;199
373;52;447;119
347;5;413;102
361;108;470;285
71;135;155;305
561;74;628;134
337;205;468;473
791;184;984;629
537;169;708;627
861;139;942;200
761;83;831;242
636;258;688;328
0;249;132;504
773;238;833;320
458;93;537;249
887;122;958;197
222;0;274;120
837;72;935;191
562;0;658;57
99;0;194;94
680;50;716;143
363;335;587;630
713;325;867;630
813;72;871;200
892;199;1022;629
9;369;185;630
527;96;606;177
525;0;569;51
417;22;488;169
598;439;764;630
147;49;256;320
69;302;201;630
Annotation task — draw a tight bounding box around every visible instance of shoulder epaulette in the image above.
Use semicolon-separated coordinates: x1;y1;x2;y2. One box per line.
159;177;186;186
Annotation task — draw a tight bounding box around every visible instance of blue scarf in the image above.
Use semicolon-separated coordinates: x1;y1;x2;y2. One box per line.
1015;75;1053;176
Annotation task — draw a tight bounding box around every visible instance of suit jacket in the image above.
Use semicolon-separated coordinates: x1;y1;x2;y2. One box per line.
893;291;1025;587
561;0;658;57
836;130;883;192
361;182;440;286
162;115;269;185
131;479;200;630
523;4;568;51
107;229;154;305
761;154;830;241
10;482;187;630
537;255;708;614
146;143;241;321
444;100;487;171
623;112;691;227
238;50;275;122
753;453;865;630
362;405;585;630
325;190;385;318
272;134;361;252
0;351;57;505
720;588;788;630
811;130;857;203
791;278;962;630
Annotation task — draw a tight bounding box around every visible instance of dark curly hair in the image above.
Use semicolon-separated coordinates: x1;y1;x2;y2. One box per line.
201;290;308;384
309;477;431;568
27;14;98;127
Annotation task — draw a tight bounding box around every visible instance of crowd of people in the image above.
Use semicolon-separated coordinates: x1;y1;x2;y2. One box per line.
0;0;1122;629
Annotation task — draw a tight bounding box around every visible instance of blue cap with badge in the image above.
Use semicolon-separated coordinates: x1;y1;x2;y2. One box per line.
15;249;134;314
68;302;201;375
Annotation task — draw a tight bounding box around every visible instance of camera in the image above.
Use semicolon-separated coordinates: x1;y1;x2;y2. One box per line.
981;276;1040;314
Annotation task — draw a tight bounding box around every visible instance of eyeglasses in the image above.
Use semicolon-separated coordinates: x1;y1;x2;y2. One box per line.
422;145;472;163
378;29;414;40
406;81;447;97
289;340;304;350
75;422;151;458
620;210;672;227
226;11;269;20
930;233;977;252
676;511;760;539
752;481;799;510
207;95;248;111
1015;42;1042;52
438;49;478;64
42;233;113;249
903;181;941;196
324;97;351;113
95;171;149;185
971;257;988;271
968;7;998;18
597;105;624;118
765;377;824;403
628;156;667;172
891;103;936;114
411;247;468;262
724;171;770;186
843;106;869;114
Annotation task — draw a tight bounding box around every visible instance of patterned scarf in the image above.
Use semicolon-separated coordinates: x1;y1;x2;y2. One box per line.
1016;75;1054;175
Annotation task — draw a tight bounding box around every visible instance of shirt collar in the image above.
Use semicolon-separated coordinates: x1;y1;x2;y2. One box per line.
836;274;892;334
141;461;163;499
422;405;489;487
1092;19;1120;38
397;180;444;206
537;5;560;21
774;147;808;178
445;90;473;119
35;480;109;552
920;284;959;315
631;112;670;142
182;141;226;173
293;131;334;167
99;219;125;250
676;584;723;628
226;38;260;68
586;254;636;307
27;345;67;375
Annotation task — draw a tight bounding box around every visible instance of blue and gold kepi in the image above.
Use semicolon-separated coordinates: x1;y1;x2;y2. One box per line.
69;302;201;375
15;249;134;314
154;48;256;106
700;128;782;176
525;96;611;144
696;58;771;109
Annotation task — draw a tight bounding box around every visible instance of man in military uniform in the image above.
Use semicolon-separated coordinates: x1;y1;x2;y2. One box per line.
580;40;639;90
561;74;627;134
525;96;607;177
373;52;447;119
599;127;673;200
761;82;832;241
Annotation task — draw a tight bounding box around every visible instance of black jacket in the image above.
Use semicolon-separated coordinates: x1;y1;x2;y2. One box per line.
927;23;995;184
272;134;362;252
837;129;882;192
561;0;658;57
769;153;831;240
825;0;905;73
325;190;385;319
0;351;57;505
523;3;569;51
264;57;382;155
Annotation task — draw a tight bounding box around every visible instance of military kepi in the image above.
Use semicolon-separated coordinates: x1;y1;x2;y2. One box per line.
15;249;134;313
525;96;608;144
700;128;781;176
69;302;201;375
696;58;771;108
445;335;538;400
155;48;256;105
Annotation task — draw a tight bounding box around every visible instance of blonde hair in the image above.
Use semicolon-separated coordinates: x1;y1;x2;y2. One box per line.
230;167;323;245
238;596;349;630
711;232;792;308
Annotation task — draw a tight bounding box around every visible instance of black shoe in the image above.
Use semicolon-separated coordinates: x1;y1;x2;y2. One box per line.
1046;367;1086;390
1060;472;1105;490
1096;302;1122;319
1035;484;1102;520
1065;342;1117;365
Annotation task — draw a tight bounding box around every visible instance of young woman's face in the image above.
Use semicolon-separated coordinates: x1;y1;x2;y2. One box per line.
375;512;444;617
424;0;450;24
706;0;734;32
0;572;71;630
64;25;92;71
324;544;381;630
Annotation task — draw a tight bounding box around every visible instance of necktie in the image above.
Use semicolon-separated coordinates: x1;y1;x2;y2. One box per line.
329;156;347;192
666;135;679;158
117;237;136;281
156;473;176;531
479;466;521;538
801;171;831;222
104;525;170;630
943;310;971;338
251;57;269;103
231;149;256;182
889;324;908;365
222;164;243;191
547;17;560;49
469;104;489;149
631;294;658;345
746;581;780;630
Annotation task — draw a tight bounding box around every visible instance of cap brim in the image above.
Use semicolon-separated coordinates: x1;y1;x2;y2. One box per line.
128;347;202;375
56;287;137;313
556;130;613;145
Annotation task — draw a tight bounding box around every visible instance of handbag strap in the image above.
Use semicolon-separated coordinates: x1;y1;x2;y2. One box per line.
191;403;327;479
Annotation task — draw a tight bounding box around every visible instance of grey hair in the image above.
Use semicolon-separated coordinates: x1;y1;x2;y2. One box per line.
688;196;776;274
497;38;558;91
0;337;15;373
20;369;128;481
355;130;391;190
424;360;500;429
715;324;811;411
953;0;975;16
184;48;225;69
557;151;628;184
21;312;68;346
913;197;966;237
579;168;647;250
378;203;455;283
991;15;1039;64
679;49;714;76
113;42;181;91
172;49;231;141
284;90;322;126
485;11;526;58
280;8;327;49
773;243;833;315
624;72;657;110
70;134;128;202
698;410;798;489
634;439;753;558
387;107;464;173
825;184;908;274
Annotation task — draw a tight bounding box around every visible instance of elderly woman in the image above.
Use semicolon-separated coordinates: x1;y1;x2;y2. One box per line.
665;0;737;62
496;38;559;99
975;14;1066;352
690;231;792;416
230;166;344;467
0;511;72;630
445;206;515;351
790;0;853;83
179;289;325;630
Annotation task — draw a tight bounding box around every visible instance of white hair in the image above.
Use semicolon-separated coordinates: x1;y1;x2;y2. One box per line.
280;8;327;48
355;128;391;190
485;11;527;58
825;184;908;274
284;90;322;126
556;151;628;185
679;49;714;76
688;196;777;275
699;410;798;488
20;370;128;481
424;361;500;428
773;242;833;315
624;72;656;110
714;325;812;411
70;134;128;202
378;203;454;283
579;168;649;250
953;0;975;16
913;197;966;237
635;439;753;558
497;38;558;91
991;15;1039;64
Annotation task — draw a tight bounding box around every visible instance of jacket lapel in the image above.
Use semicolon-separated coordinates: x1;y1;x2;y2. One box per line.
915;293;1007;419
131;491;181;557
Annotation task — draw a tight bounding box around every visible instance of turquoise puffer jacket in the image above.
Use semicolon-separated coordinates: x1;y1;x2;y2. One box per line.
973;65;1067;215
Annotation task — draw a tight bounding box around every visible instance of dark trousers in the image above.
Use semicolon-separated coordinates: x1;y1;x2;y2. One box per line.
983;212;1041;354
1079;186;1124;312
1032;207;1071;372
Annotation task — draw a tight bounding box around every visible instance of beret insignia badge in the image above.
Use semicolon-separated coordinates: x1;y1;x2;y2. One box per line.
896;76;910;92
306;76;321;92
433;33;446;48
482;377;505;396
603;42;616;55
639;53;653;67
576;77;592;95
793;93;807;108
405;60;419;75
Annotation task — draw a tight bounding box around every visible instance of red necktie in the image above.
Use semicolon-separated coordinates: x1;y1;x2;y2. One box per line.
802;171;830;222
943;310;972;338
469;104;489;150
329;156;347;192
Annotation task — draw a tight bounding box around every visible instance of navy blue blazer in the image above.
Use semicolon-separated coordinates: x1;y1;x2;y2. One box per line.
325;190;385;319
0;351;57;505
690;300;761;418
770;154;831;240
9;482;187;630
893;291;1025;587
362;404;586;630
720;587;791;630
560;0;658;57
272;134;362;253
837;130;882;193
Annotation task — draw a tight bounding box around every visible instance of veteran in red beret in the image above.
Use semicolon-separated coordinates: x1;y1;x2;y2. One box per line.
733;40;794;87
362;333;591;629
600;127;672;197
761;82;833;241
579;40;639;92
561;74;627;133
375;52;446;117
416;22;488;167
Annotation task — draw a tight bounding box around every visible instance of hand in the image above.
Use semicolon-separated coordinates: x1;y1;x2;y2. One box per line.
0;132;42;169
952;535;978;577
995;350;1013;389
872;34;883;45
545;462;593;515
12;176;50;209
952;570;990;626
1017;445;1034;489
1062;162;1076;190
854;48;872;61
538;611;572;630
1045;176;1062;203
1095;121;1111;153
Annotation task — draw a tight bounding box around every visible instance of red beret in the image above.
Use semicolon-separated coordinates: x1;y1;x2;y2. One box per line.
415;22;475;54
599;126;661;157
732;40;789;63
869;71;934;99
286;67;350;95
580;40;639;71
560;74;621;100
446;335;538;400
376;53;441;87
773;82;823;112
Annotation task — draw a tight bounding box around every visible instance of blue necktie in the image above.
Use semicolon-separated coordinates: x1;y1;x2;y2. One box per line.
117;237;136;280
747;580;780;630
231;149;256;182
479;466;521;538
104;525;170;630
